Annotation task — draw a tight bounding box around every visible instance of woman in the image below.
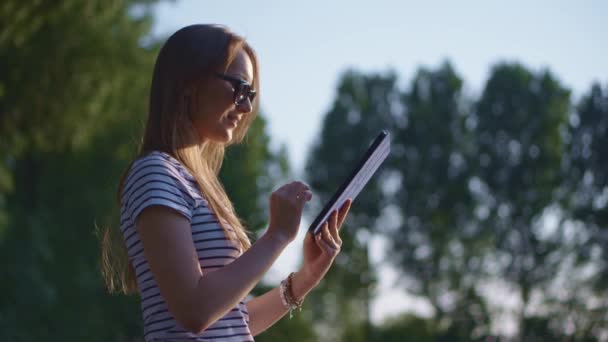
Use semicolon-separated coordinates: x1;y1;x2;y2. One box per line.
100;24;351;341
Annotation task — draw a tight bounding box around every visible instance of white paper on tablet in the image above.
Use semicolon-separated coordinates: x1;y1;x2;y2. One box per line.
308;131;391;235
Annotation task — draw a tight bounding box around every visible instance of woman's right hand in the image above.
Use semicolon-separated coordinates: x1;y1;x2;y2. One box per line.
267;181;313;243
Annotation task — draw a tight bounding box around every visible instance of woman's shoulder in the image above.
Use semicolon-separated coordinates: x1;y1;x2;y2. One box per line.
121;150;197;223
130;151;194;178
123;151;195;193
132;150;180;170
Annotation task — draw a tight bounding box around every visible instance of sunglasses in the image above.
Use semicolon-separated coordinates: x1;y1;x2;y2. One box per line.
214;72;257;106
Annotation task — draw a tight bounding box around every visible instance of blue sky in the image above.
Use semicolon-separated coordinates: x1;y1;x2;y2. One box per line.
153;0;607;172
152;0;607;326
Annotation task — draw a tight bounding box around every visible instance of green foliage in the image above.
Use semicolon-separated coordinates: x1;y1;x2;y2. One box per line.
0;0;156;157
560;83;608;337
566;83;608;227
474;63;569;216
373;314;439;342
473;63;572;338
0;0;288;341
573;84;608;291
0;1;160;340
2;1;607;340
391;62;491;337
307;61;606;340
252;285;317;342
305;69;399;341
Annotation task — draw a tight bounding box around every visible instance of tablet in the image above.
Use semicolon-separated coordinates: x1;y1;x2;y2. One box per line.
308;130;391;235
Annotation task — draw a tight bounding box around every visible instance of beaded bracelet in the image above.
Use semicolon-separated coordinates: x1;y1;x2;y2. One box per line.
279;272;304;318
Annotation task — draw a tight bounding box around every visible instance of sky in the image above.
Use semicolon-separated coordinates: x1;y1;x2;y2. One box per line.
152;0;607;327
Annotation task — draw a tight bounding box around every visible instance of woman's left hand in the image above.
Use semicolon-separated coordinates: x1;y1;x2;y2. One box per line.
300;199;352;286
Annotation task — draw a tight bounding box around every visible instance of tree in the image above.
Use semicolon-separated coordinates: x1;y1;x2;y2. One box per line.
252;285;317;342
305;70;398;341
560;83;608;338
389;62;491;340
0;1;290;340
472;63;571;339
0;1;161;340
566;83;608;231
371;314;440;342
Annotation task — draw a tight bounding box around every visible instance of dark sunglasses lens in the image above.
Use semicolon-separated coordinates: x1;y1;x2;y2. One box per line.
235;84;251;105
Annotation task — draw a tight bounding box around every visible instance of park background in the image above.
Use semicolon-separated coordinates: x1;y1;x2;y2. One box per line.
1;0;607;341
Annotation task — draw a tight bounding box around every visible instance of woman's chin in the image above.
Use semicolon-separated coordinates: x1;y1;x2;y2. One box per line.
216;129;233;144
201;125;234;144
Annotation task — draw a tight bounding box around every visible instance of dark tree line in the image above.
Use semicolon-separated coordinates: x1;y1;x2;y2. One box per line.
306;62;607;340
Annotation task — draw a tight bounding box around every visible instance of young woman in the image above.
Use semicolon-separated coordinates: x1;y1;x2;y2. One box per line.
100;24;351;341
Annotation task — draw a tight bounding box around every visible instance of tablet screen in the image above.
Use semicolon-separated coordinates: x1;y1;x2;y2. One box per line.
308;130;391;234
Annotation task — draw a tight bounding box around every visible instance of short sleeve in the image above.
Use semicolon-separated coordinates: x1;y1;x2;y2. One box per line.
121;154;194;225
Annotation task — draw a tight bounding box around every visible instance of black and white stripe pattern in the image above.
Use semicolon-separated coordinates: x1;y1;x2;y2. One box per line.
120;151;253;341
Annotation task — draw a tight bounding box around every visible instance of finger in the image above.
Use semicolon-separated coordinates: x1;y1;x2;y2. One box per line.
335;232;342;247
316;233;338;256
330;213;343;247
322;223;335;244
296;189;313;202
338;199;351;220
328;211;340;242
304;230;314;243
340;199;352;214
289;182;312;203
277;181;306;195
337;200;352;228
323;223;340;250
281;181;299;192
288;181;309;194
315;221;328;238
297;181;311;191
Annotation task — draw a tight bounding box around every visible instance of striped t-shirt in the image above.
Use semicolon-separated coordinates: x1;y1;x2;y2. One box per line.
120;151;253;342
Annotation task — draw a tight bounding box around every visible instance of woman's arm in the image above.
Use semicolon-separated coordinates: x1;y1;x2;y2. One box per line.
246;270;317;336
138;207;288;333
247;200;352;336
136;182;312;334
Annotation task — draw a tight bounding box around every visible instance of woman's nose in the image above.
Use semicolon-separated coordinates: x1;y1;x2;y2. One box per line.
236;98;253;114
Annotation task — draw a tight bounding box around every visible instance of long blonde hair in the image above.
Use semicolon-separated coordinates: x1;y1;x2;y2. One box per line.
101;24;260;294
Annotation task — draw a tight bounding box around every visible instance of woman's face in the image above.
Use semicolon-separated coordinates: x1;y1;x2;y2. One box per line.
192;49;254;144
